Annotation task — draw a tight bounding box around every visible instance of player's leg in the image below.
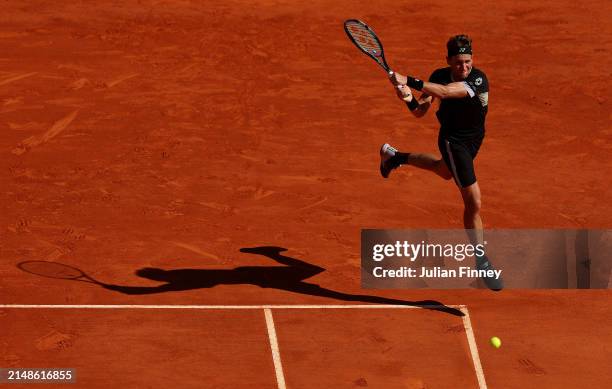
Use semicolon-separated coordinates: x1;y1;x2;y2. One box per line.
458;181;502;290
444;138;503;290
441;138;485;242
460;181;483;246
406;152;453;179
379;143;452;179
440;139;483;244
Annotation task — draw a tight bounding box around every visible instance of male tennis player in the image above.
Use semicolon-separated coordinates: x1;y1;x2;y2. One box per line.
381;35;503;290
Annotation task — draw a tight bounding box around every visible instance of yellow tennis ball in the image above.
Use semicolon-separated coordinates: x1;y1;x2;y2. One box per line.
490;336;501;349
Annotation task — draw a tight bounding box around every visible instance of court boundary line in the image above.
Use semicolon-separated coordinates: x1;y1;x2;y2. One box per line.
264;308;287;389
461;306;488;389
0;304;465;309
0;304;485;388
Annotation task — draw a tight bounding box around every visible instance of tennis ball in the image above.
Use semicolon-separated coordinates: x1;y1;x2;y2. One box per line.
490;336;501;349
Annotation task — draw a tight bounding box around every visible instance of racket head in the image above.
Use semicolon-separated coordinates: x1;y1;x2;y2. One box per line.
344;19;391;72
18;260;88;280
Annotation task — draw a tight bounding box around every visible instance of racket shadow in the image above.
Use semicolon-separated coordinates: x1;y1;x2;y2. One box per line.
91;246;462;317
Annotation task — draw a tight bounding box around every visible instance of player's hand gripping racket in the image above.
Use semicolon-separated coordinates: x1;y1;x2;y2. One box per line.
18;261;107;287
344;19;394;77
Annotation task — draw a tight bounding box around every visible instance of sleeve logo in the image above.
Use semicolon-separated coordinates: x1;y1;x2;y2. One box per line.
475;77;483;86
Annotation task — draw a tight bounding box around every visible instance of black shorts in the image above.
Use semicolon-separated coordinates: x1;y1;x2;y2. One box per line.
438;134;483;188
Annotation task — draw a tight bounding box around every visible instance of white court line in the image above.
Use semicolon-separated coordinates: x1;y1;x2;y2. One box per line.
461;306;488;389
0;304;465;309
0;304;484;388
264;308;287;389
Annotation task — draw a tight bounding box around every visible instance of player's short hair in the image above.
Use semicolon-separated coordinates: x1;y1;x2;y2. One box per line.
447;35;472;57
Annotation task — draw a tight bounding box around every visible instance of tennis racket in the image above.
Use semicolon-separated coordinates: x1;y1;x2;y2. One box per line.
344;19;394;76
18;261;106;286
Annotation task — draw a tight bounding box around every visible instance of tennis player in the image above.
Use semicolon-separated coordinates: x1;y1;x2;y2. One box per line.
381;35;503;290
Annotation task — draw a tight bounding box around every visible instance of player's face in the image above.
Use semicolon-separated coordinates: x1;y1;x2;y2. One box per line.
447;54;473;81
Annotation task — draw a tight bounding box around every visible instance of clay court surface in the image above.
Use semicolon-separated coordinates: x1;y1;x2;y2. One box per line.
1;1;611;388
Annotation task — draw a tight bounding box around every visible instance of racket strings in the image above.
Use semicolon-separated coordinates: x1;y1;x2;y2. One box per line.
345;23;382;54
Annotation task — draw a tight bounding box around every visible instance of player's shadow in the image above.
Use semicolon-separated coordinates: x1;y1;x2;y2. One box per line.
103;246;463;317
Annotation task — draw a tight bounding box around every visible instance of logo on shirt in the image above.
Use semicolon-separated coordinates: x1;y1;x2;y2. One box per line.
475;77;483;86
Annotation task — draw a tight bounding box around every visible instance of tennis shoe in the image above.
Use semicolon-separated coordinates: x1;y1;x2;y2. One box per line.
380;143;400;178
476;255;504;291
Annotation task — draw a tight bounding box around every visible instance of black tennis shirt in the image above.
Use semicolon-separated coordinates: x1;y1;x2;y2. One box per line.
428;67;489;140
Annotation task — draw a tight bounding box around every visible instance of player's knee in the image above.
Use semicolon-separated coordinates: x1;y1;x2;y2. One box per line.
473;198;482;213
464;197;481;214
462;188;481;214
